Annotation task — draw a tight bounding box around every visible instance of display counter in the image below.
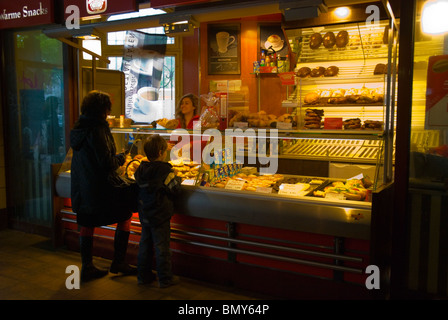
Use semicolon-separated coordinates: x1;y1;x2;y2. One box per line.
53;130;378;299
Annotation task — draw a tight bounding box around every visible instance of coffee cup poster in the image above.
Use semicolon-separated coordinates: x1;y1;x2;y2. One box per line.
122;30;167;123
259;24;288;57
208;24;240;75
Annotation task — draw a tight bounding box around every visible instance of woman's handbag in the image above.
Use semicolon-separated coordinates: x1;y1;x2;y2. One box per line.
108;171;139;213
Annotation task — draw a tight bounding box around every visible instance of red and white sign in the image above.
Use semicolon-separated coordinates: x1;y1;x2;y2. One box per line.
426;55;448;128
0;0;54;30
278;71;295;85
324;117;343;129
86;0;107;14
64;0;137;19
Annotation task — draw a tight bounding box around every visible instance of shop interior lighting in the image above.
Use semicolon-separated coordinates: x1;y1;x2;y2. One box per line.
160;14;198;35
421;0;448;34
81;15;102;21
334;7;350;19
82;36;102;60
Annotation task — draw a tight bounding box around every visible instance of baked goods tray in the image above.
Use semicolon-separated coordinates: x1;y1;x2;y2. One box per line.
306;179;333;197
296;21;390;63
272;176;329;196
295;67;386;83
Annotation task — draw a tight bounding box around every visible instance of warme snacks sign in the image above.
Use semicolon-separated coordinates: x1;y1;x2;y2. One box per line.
0;0;53;29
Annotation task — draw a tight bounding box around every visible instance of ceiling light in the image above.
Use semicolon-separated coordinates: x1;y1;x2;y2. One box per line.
422;0;448;34
334;7;350;19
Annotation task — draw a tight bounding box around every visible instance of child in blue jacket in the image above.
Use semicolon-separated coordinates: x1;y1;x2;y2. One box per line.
135;134;181;288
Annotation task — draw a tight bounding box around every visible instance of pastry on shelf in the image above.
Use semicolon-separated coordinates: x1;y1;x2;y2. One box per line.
369;33;383;48
332;89;345;97
228;111;249;127
304;92;320;105
310;66;326;77
371;88;384;103
328;88;347;104
323;31;336;48
324;66;339;77
304;108;323;129
362;120;383;130
345;88;359;103
343;118;362;129
297;67;311;78
356;86;374;104
318;89;332;104
374;63;387;75
348;34;361;50
309;33;323;49
336;30;349;48
154;118;179;129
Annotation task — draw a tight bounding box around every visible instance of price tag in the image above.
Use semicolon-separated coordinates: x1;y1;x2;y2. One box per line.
181;179;196;186
225;179;246;190
255;187;273;194
233;122;248;128
277;122;293;130
325;192;345;200
278;183;303;196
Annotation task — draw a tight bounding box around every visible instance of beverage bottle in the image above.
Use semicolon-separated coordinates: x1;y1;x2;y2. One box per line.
277;54;283;72
220;94;228;130
260;50;266;67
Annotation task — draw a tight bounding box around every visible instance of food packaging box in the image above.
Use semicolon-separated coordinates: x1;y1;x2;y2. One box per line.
260;66;277;73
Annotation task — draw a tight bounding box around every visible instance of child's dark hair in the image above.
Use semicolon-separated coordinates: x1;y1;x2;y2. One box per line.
144;134;168;161
81;90;112;119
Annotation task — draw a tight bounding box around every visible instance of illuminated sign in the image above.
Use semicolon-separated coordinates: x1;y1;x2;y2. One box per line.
0;1;53;29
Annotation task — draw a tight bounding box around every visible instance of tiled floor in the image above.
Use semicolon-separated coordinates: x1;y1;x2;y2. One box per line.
0;229;273;300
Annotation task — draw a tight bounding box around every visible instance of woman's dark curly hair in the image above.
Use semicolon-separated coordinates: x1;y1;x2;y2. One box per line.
81;90;112;119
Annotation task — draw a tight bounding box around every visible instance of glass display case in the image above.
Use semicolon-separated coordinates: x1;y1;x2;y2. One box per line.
55;17;398;240
52;15;398;299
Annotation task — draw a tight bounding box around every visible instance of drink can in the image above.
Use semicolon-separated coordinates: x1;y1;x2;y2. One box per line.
253;61;260;73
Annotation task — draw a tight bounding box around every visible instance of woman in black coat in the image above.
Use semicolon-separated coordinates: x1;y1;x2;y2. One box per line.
70;90;137;282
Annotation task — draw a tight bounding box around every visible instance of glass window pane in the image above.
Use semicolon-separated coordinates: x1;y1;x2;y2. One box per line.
107;8;174;45
108;27;174;45
5;30;65;227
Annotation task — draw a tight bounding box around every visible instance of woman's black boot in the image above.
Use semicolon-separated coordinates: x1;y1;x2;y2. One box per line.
110;230;137;275
80;236;108;282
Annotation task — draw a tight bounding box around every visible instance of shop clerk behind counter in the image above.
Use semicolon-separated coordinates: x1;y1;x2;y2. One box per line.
171;93;208;160
175;93;200;129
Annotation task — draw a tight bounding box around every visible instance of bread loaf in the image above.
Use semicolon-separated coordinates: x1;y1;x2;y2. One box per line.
324;66;339;77
304;92;320;104
310;66;326;77
336;30;349;48
309;33;322;49
323;31;336;48
297;67;311;78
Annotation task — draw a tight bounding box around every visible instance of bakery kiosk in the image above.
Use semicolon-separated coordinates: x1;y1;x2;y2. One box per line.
52;3;397;300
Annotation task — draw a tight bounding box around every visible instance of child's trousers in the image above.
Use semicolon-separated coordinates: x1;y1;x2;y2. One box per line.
137;220;172;285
